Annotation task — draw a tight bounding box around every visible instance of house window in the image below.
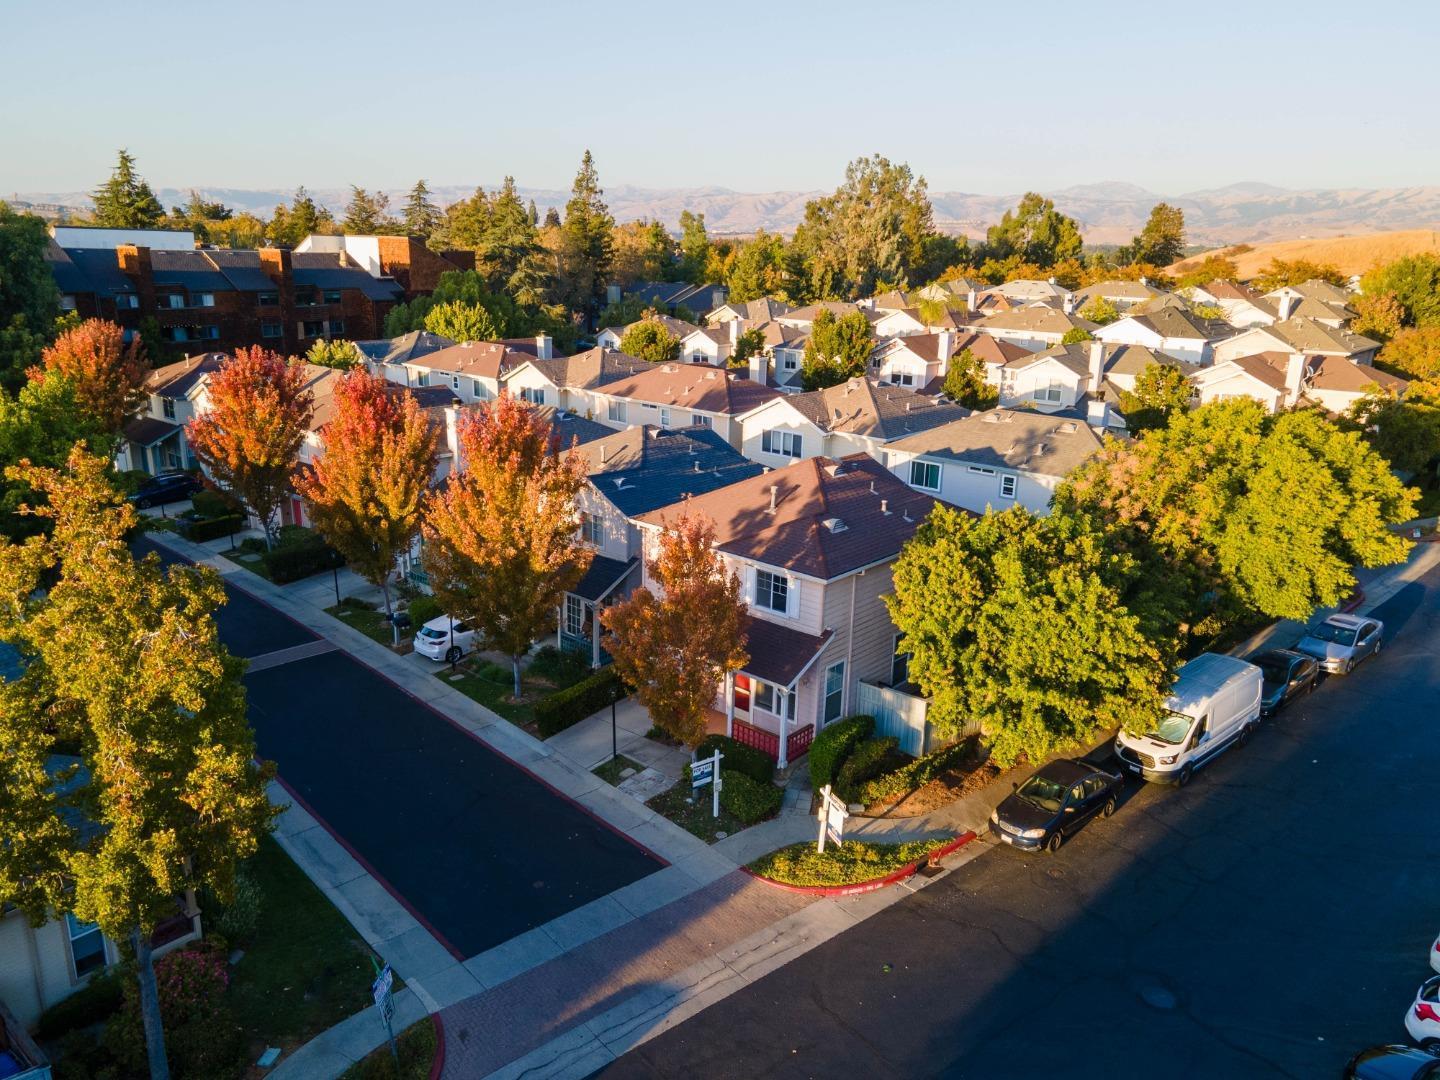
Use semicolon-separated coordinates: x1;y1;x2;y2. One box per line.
196;293;215;307
694;414;711;428
115;294;139;310
162;398;176;420
66;914;107;979
755;569;788;614
163;326;190;343
415;371;430;387
323;289;342;305
163;294;184;309
732;673;751;711
909;460;941;492
893;369;915;387
781;354;798;372
564;594;585;638
198;325;220;340
258;292;279;307
581;512;603;545
1000;475;1017;499
607;400;626;423
303;320;325;338
761;429;802;458
1037;381;1064;403
659;407;671;428
521;387;546;405
451;375;461;389
471;379;491;400
823;661;845;724
967;465;996;476
754;681;795;719
891;635;910;686
60;294;77;311
330;318;345;336
261;319;283;339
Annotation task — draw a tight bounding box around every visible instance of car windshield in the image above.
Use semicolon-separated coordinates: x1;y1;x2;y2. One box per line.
1309;622;1357;646
418;626;447;640
1148;709;1195;746
1016;774;1067;813
1255;659;1289;686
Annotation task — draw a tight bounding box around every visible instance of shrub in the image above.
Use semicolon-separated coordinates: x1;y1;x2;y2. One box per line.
808;715;874;791
696;734;773;785
718;769;782;825
104;945;244;1079
528;644;592;688
836;736;899;802
534;666;626;737
113;468;151;495
216;867;262;944
405;595;442;627
182;514;244;542
747;838;947;887
190;488;241;519
857;738;976;807
339;596;377;612
36;968;125;1040
263;539;344;584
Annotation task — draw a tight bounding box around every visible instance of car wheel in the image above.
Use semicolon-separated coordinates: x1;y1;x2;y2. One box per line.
1045;832;1063;854
137;497;153;509
1238;723;1254;747
444;645;462;664
1177;764;1194;787
1102;797;1117;818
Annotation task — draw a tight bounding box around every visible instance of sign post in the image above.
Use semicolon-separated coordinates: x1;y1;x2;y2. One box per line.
816;783;848;854
691;748;723;817
370;959;397;1060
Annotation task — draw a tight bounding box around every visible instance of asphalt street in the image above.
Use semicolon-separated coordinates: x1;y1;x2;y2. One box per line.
599;563;1440;1080
135;539;663;958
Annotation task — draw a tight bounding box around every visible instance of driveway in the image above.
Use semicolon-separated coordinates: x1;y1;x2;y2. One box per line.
598;566;1440;1079
136;538;664;959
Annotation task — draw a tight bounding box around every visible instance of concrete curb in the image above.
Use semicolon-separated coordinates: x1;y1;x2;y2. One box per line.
739;832;977;896
430;1014;446;1080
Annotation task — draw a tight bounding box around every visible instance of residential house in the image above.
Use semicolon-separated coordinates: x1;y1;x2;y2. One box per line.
1211;317;1380;366
596;314;701;351
1072;280;1165;310
1302;355;1408;415
500;347;646;414
1097;342;1199;395
1263;278;1353;314
1095;305;1233;365
871;330;1033;395
885;407;1103;515
867;290;913;311
559;425;765;665
738;377;968;468
292;233;474;298
746;321;810;390
1189;352;1297;413
992;343;1094;412
775;301;875;330
586;363;781;446
632;454;937;766
989;279;1071;305
973;306;1098;351
606;280;728;318
381;339;549;404
355;330;457;367
706;297;793;325
869;305;971;339
1183;280;1275;328
677;322;743;366
117;352;226;475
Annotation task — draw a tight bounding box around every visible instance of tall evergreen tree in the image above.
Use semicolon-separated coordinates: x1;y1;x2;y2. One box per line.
343;186;393;233
558;151;615;321
265;187;334;246
400;179;442;240
678;210;712;283
0;202;60;390
90;149;165;229
984;193;1084;267
1121;203;1186;267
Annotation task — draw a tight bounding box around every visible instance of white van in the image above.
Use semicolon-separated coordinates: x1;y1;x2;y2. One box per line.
1115;652;1263;786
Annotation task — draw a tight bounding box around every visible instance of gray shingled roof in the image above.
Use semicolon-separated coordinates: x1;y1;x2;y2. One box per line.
782;378;969;440
579;425;764;518
355;330;458;365
887;408;1103;479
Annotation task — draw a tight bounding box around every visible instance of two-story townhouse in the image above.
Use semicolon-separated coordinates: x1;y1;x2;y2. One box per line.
738;378;967;469
596;314;701;351
1094;305;1233;365
1097;342;1199;395
775;301;876;330
917;278;985;306
586;363;780;446
384;339;550;404
706;297;793;325
871;330;1033;394
632;454;936;767
992;344;1093;412
557;425;765;665
355;329;457;368
1072;279;1165;310
1262;278;1353;324
867;290;912;311
1301;355;1408;414
1211;317;1380;366
885;407;1103;515
1190;350;1408;416
677;322;742;366
1181;279;1275;328
745;321;810;390
118;352;227;475
500;347;646;415
973;306;1098;351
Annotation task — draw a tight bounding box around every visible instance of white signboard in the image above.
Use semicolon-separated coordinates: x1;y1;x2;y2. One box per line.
816;784;849;853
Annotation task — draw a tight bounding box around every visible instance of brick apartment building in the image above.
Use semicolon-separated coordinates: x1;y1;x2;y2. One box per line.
44;226;472;358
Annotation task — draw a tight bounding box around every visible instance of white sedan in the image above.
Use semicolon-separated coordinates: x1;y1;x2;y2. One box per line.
1405;976;1440;1050
1432;932;1440;976
413;616;476;663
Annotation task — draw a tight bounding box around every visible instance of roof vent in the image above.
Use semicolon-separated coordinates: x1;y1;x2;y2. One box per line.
822;516;848;533
902;508;913;523
825;462;844;477
1058;422;1078;434
612;477;627;489
767;484;780;513
694;459;702;472
880;498;891;515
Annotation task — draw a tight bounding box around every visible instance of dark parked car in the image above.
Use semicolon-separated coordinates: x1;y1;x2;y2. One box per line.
127;471;202;509
989;759;1122;854
1343;1045;1440;1079
1252;648;1319;716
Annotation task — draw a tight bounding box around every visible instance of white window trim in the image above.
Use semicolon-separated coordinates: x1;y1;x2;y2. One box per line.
999;474;1018;499
909;459;941;492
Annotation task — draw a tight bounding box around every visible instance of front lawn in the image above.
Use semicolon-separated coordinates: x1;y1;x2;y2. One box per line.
645;782;747;843
338;1016;439;1080
440;646;594;734
326;601;399;646
747;838;950;887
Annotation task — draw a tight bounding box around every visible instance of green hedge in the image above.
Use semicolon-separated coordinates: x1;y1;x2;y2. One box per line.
35;969;124;1040
836;736;899;802
857;739;975;807
182;514;244;542
534;666;626;737
808;715;873;792
405;596;442;627
263;539;345;584
719;769;782;825
696;734;774;785
190;488;240;519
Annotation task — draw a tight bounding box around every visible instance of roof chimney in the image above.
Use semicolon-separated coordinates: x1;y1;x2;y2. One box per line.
767;484;779;513
936;329;952;363
535;333;553;360
1087;340;1105;391
1284;351;1308;402
966;288;978;313
729;318;740;344
1277;294;1296;321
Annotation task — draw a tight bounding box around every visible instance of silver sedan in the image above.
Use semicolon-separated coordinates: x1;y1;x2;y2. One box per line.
1294;613;1384;674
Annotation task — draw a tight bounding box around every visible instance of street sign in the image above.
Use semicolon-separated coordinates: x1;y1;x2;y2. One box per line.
816;784;849;853
690;749;723;817
371;962;397;1059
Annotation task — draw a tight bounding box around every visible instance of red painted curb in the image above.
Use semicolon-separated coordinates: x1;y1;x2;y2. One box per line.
1339;589;1366;613
741;831;978;897
429;1013;446;1080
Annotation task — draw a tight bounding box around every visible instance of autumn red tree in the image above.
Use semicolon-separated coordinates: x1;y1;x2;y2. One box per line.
296;369;439;623
422;394;592;695
186;347;313;547
602;510;748;748
32;318;147;435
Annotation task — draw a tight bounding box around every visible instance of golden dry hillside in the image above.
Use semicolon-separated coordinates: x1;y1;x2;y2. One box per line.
1170;229;1440;280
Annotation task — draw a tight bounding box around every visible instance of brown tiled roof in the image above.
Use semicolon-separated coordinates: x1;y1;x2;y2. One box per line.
887;409;1103;478
1202;280;1262;302
531;347;646;390
1307;356;1408;393
870;290;912;311
597;363;780;415
636;454;935;580
1102;343;1198;378
1268;317;1379;356
1228;352;1289;391
783;378;968;440
741;618;834;686
407;341;525;379
887;331;1030;367
978;307;1097;335
1073;280;1163;302
143;352;227;397
603;314;700;340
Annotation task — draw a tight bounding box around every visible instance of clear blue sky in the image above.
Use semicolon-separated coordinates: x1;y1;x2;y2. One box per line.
4;0;1437;197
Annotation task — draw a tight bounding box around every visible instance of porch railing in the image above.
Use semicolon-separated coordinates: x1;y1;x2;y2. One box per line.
786;724;815;761
732;718;779;759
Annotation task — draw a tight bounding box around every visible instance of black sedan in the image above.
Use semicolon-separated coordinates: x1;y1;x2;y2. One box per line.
1252;648;1319;716
989;759;1122;854
126;471;202;509
1344;1045;1440;1079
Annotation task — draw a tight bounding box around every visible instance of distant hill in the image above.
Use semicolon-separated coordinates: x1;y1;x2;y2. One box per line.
1169;229;1440;280
12;180;1440;246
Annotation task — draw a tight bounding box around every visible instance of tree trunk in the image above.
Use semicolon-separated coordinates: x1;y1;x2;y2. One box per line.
380;578;398;645
131;927;171;1080
512;655;522;699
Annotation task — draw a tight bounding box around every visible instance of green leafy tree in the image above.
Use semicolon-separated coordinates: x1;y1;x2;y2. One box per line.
941;348;999;409
610;220;677;288
1344;388;1440;476
305;338;363;370
724;230;798;302
1351;291;1405;342
342;186;395;233
0;203;60;390
479;177;549;304
1061;327;1094;344
423;301;499;343
166;191;233;243
619;317;682;363
0;370;108;540
886;505;1172;766
1078;296;1120;325
984;193;1084;267
401;179;442;240
791;155;942;299
800;309;872;390
1251;258;1346;293
0;449;275;1080
1379;325;1440;387
1175;254;1240;290
265;187;335;247
1118;363;1193;433
90;149;164;229
554;151;615;321
1359;255;1440;328
384;271;518;340
730;326;767;369
1120;203;1186;267
678;210;712;283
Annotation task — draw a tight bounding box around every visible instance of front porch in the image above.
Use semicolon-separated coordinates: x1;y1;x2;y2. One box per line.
719;617;834;768
558;555;638;669
120;415;188;475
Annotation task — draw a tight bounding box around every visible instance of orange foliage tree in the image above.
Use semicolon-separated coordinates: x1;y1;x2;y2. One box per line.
186;347;313;547
33;318;147;436
422;394;591;695
603;510;748;749
295;368;439;620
